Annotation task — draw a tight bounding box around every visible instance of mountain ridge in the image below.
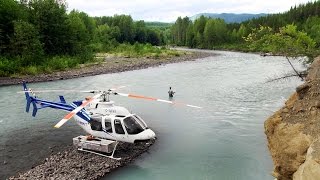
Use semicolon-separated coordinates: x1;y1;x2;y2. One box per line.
190;13;268;23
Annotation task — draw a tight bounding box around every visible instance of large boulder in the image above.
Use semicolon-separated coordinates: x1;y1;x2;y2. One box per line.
306;56;320;81
293;139;320;180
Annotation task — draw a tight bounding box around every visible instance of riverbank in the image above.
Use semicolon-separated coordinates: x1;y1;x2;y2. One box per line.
265;56;320;179
9;139;155;179
0;51;213;86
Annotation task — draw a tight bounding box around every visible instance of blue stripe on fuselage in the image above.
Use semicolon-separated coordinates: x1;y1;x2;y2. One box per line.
70;103;90;122
32;98;90;122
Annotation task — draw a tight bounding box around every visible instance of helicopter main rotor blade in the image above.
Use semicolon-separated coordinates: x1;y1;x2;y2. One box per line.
18;85;126;94
54;93;101;128
115;92;202;109
17;89;96;93
109;86;126;91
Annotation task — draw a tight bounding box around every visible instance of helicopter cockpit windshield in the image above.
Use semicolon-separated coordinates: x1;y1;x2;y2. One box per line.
133;115;147;129
123;116;145;134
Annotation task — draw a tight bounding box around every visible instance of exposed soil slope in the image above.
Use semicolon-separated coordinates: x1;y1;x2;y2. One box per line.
265;56;320;179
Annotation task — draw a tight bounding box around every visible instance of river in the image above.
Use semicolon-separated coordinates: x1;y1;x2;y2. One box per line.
0;50;305;179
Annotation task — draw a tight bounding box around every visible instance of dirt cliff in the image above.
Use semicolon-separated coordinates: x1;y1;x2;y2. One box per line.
265;56;320;179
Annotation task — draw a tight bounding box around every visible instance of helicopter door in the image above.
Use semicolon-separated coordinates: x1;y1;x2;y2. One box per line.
101;117;113;140
114;119;125;134
113;119;127;140
102;117;113;133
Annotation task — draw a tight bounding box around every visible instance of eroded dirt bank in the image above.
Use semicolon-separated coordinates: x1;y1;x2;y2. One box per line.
265;56;320;179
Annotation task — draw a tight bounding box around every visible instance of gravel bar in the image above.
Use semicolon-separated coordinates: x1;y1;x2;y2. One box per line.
9;139;155;180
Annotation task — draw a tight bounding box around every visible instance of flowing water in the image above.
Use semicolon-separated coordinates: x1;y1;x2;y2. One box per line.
0;50;305;179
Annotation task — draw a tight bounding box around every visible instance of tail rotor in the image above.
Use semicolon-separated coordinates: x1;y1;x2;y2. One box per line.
22;82;39;116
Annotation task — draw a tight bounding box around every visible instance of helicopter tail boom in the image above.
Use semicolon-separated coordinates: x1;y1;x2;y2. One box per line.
22;82;74;117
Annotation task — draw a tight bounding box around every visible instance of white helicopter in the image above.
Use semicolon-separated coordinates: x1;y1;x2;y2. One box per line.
21;82;202;158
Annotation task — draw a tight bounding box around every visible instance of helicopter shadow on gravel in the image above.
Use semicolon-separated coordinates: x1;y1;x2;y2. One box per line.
1;124;83;179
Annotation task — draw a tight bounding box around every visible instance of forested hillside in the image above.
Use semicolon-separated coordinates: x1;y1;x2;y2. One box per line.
171;0;320;57
190;13;267;23
2;0;320;77
0;0;167;76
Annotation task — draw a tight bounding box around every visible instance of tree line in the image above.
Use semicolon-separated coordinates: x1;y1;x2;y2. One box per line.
171;0;320;55
0;0;165;76
2;0;320;76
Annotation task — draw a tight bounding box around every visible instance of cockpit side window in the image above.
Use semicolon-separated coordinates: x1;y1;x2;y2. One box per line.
114;119;125;134
90;116;103;131
104;119;112;133
123;116;144;135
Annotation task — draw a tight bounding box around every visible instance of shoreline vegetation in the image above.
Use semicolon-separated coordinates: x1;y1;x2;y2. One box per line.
0;48;213;86
2;0;320;86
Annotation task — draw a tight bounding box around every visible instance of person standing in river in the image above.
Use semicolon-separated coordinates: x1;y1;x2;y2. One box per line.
168;87;175;98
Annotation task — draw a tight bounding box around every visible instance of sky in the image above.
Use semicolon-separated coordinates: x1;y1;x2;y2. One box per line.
66;0;313;22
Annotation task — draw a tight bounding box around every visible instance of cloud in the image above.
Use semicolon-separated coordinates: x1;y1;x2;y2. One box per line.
66;0;312;22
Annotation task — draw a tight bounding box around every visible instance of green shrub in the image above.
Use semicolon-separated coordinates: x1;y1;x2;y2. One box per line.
44;56;71;71
0;57;20;77
20;66;39;75
88;43;104;52
106;43;180;58
42;66;53;74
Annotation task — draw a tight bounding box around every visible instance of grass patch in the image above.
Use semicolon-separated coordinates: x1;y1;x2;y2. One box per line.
20;66;39;75
0;57;21;76
105;43;184;58
0;55;98;77
0;43;187;77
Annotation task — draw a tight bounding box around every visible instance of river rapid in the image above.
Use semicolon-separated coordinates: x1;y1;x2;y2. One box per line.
0;50;305;179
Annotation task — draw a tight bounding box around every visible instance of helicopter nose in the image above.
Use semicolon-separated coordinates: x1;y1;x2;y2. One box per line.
144;129;156;139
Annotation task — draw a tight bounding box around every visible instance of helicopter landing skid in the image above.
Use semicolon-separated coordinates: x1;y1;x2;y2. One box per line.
73;136;121;160
78;144;121;160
